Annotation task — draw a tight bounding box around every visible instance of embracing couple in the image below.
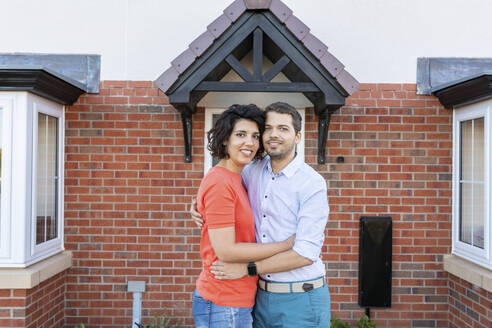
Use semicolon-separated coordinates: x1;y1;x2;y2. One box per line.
190;102;330;328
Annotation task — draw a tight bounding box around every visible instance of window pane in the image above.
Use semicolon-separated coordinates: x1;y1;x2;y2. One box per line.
460;182;472;245
473;183;484;249
36;113;58;245
0;108;2;226
48;116;58;241
473;118;484;181
459;117;485;249
460;120;473;181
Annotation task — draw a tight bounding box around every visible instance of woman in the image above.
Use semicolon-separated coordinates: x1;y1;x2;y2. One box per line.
192;104;293;328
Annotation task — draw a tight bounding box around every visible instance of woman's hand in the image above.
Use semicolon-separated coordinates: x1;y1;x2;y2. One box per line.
190;197;203;228
210;261;247;280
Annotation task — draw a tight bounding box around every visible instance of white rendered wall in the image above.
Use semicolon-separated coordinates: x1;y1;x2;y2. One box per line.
1;0;491;83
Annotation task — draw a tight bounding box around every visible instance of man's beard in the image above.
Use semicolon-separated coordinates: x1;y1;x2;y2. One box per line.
267;140;296;161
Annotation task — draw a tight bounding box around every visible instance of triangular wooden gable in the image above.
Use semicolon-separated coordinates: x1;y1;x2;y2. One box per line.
156;0;359;163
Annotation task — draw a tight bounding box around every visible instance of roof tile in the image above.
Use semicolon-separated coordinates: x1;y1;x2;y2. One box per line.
269;0;293;23
223;0;247;22
207;14;232;38
189;31;215;57
284;15;310;41
302;33;328;59
244;0;272;9
320;51;344;77
171;49;196;74
336;70;360;95
155;66;180;93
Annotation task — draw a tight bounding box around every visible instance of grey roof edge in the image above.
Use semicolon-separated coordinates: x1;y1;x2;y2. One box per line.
155;0;359;96
430;73;492;109
0;53;100;93
417;57;492;95
430;71;492;93
0;68;86;105
0;65;86;91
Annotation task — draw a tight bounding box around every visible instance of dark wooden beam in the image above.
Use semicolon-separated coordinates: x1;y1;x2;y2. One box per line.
311;100;342;164
172;104;195;162
263;55;290;82
253;28;263;81
167;12;255;95
261;12;348;99
181;112;193;163
225;54;254;82
195;81;319;92
317;110;331;164
171;14;260;99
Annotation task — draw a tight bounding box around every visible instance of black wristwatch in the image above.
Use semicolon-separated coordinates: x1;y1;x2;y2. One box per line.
247;262;257;276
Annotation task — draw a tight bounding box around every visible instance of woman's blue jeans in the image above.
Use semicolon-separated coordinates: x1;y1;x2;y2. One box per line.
192;290;253;328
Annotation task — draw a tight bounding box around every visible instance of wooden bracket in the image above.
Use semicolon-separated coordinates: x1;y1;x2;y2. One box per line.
181;112;193;163
317;110;331;164
174;103;196;163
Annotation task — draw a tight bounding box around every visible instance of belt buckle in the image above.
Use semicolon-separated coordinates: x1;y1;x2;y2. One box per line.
302;283;314;292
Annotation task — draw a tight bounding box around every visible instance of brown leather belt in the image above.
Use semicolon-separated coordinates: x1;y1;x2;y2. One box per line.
258;277;325;293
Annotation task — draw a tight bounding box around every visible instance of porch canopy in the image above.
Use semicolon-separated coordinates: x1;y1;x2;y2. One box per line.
156;0;359;164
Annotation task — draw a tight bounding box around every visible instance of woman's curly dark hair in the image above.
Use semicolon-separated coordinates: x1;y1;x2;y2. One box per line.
207;104;265;160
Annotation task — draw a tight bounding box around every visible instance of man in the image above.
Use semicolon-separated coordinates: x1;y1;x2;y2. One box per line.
192;102;330;327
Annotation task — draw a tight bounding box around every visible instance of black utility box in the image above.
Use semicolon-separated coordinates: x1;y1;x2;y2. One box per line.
358;216;392;307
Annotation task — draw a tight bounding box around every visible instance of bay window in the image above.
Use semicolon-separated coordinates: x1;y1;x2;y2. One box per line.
453;99;491;269
0;92;64;267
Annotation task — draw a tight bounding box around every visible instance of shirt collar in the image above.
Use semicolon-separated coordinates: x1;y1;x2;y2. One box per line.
264;153;302;179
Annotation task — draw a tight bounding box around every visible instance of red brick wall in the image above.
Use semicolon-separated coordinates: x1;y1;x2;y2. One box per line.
448;274;492;328
64;81;198;327
0;271;66;328
324;84;452;327
62;81;465;327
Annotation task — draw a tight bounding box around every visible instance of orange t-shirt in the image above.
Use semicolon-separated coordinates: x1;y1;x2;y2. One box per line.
196;166;258;307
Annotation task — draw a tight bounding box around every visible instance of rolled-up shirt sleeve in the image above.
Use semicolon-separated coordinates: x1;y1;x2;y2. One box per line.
292;178;329;262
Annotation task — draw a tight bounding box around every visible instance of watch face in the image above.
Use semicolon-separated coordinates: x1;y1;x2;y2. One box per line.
248;262;257;276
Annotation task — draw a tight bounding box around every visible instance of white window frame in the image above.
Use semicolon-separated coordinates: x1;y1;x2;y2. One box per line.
31;99;65;262
0;92;64;267
0;97;13;260
204;107;305;174
452;99;491;269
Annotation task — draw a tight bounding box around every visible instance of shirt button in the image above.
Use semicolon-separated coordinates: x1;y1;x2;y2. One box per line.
265;195;268;198
263;215;266;218
267;274;271;278
262;234;266;238
272;177;275;180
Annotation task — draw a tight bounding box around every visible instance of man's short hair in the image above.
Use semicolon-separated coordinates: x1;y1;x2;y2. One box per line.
207;104;265;160
265;102;302;133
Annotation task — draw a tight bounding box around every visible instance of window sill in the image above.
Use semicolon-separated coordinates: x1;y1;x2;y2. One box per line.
0;251;72;289
443;254;492;293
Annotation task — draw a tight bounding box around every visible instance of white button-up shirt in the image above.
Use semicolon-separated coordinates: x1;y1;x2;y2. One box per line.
242;154;329;282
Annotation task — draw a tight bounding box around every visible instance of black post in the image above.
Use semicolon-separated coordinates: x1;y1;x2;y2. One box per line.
317;111;331;164
180;112;192;163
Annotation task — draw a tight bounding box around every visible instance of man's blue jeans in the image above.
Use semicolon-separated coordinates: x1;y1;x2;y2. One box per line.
192;290;253;328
